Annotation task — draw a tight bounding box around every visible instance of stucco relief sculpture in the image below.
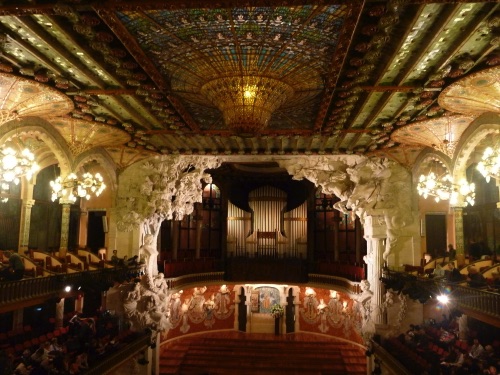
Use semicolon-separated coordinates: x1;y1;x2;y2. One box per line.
299;287;362;338
116;155;221;277
278;156;413;254
121;281;235;343
354;280;375;343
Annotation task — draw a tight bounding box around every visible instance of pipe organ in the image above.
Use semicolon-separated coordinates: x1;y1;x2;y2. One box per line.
227;186;307;258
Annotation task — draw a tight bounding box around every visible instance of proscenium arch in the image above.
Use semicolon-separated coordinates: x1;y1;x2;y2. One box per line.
453;113;500;181
0;117;73;176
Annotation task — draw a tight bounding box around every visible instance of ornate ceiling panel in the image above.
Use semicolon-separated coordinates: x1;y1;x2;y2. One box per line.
0;0;497;167
48;117;131;156
439;66;500;115
0;73;73;124
391;115;476;158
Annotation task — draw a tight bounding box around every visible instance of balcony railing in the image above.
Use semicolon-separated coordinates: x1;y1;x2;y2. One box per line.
0;267;140;312
452;284;500;325
85;333;150;375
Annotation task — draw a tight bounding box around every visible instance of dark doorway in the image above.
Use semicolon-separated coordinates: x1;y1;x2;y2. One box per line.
87;211;106;254
425;214;447;258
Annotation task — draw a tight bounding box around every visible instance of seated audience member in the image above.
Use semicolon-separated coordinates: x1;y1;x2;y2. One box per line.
0;251;25;281
483;365;499;375
445;262;463;283
489;272;500;291
111;250;120;265
469;338;485;359
432;262;446;278
467;266;487;288
441;347;465;374
447;244;457;260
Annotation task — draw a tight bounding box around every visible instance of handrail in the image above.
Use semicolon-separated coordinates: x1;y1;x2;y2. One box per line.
308;273;361;294
166;272;225;289
452;284;500;320
370;340;413;375
0;267;142;311
85;333;150;375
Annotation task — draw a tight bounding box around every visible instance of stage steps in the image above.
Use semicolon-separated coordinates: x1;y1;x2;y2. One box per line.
159;333;366;375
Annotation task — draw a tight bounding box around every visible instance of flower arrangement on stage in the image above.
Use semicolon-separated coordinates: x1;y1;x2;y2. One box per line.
270;304;284;319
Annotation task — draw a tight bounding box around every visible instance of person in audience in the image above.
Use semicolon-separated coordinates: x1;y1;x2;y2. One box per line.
489;272;500;292
467;266;487;288
49;337;64;354
445;262;463;283
30;346;46;366
470;338;485;359
433;262;446;278
447;244;457;261
0;251;25;281
441;347;465;374
110;250;120;266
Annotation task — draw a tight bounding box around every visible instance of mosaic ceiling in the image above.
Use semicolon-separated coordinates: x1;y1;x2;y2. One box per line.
0;0;498;168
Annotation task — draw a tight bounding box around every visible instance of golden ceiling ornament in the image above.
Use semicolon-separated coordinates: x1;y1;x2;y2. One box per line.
390;114;475;158
200;75;294;136
47;117;131;156
438;66;500;115
0;73;74;125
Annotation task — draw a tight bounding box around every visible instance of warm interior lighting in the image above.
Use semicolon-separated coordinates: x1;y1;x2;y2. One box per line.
477;146;500;183
417;161;475;206
436;294;449;304
50;172;106;203
0;146;39;185
201;75;294;135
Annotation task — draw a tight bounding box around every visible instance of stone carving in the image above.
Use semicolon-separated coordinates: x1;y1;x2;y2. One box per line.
116;155;221;277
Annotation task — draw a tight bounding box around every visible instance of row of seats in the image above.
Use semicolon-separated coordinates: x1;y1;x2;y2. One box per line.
2;326;69;357
384;337;432;374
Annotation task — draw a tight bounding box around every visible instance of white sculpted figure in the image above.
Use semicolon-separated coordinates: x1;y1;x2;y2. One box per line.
140;234;158;276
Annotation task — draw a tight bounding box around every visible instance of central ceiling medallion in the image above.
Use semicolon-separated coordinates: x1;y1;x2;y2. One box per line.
201;75;294;135
120;5;351;134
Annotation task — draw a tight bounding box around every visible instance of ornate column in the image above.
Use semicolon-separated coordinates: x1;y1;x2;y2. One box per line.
452;205;466;267
19;198;35;252
59;199;73;259
363;214;387;325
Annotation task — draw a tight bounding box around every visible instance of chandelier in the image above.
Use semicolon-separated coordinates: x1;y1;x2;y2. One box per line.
50;172;106;203
477;146;500;183
0;146;39;185
417;172;475;206
201;75;294;135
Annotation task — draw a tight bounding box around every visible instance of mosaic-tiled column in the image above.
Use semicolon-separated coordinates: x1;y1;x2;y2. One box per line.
59;199;73;259
453;206;465;267
19;199;35;252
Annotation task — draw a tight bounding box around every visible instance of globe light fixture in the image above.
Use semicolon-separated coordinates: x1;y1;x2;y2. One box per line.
50;172;106;203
